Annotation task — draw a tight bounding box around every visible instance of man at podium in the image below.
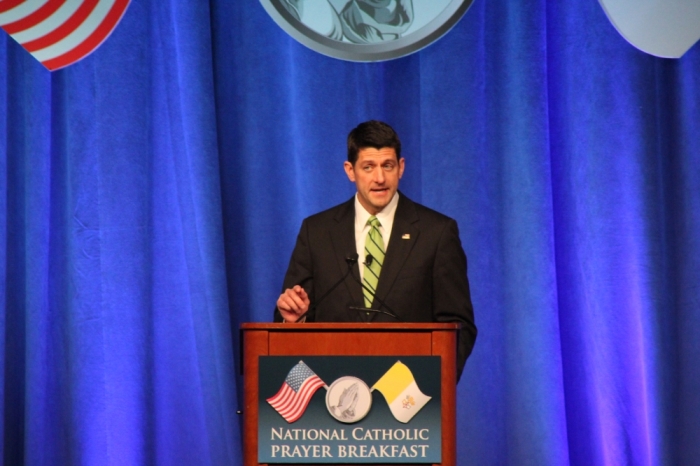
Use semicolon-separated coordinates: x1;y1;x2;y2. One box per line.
275;120;477;379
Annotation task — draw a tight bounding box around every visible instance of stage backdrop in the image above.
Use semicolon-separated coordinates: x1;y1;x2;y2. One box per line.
2;1;699;465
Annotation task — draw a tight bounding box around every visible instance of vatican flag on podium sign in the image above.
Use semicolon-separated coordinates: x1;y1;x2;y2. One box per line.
372;361;431;423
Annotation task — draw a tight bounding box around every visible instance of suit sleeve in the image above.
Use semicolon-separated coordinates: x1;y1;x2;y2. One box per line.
273;219;317;322
432;219;477;380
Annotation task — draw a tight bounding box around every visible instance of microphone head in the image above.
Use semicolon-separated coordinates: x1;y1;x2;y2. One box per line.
365;254;373;266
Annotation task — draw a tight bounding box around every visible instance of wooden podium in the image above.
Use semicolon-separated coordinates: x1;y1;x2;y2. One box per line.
241;323;459;466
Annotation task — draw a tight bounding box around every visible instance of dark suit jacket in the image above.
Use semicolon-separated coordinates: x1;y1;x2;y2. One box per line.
274;193;477;379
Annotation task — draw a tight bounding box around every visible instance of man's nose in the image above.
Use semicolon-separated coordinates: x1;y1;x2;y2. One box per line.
374;167;385;183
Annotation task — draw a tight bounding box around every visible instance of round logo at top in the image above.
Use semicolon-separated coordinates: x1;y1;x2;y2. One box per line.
260;0;475;62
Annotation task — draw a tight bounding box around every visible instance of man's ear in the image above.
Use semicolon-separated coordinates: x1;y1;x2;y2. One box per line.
398;157;405;179
344;161;356;182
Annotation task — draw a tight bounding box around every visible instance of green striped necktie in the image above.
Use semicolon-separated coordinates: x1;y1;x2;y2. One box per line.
363;216;385;308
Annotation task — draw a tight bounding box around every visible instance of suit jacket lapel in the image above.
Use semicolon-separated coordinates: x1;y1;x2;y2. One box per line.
371;194;419;320
330;197;363;308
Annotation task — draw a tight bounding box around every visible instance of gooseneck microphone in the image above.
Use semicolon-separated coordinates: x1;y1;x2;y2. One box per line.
310;253;359;313
348;254;401;321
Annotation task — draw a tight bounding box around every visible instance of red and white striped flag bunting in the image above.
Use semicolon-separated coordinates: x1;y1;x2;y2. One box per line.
0;0;131;71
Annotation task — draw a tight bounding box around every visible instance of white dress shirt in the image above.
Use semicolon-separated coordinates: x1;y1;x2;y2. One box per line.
354;192;399;281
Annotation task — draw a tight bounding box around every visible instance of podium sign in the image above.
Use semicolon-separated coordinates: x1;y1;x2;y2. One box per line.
241;323;459;466
258;356;441;463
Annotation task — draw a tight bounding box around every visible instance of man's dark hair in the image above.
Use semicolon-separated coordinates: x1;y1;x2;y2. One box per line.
347;120;401;165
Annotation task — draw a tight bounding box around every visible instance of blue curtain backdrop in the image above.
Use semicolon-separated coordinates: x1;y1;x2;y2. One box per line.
2;0;699;464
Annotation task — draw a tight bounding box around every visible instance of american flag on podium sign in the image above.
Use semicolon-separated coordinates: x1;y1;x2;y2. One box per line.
0;0;131;71
267;361;326;423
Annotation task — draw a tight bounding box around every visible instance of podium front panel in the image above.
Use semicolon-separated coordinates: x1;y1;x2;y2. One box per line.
241;323;458;466
270;331;431;356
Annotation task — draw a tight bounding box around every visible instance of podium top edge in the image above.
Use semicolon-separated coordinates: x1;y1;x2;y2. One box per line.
240;322;460;330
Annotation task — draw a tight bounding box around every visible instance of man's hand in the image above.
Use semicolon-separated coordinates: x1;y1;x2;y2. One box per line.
276;285;310;322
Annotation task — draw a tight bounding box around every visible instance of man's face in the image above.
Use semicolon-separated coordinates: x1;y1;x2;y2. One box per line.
344;147;405;215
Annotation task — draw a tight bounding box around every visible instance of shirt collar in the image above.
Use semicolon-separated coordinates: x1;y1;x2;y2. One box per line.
354;191;400;230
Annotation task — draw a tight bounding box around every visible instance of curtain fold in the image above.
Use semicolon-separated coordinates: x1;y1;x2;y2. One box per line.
2;1;238;464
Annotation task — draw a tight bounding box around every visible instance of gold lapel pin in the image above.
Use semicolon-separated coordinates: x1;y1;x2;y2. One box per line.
402;234;410;239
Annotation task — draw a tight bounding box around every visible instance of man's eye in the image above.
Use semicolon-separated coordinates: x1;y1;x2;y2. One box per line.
363;166;372;171
383;164;395;170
